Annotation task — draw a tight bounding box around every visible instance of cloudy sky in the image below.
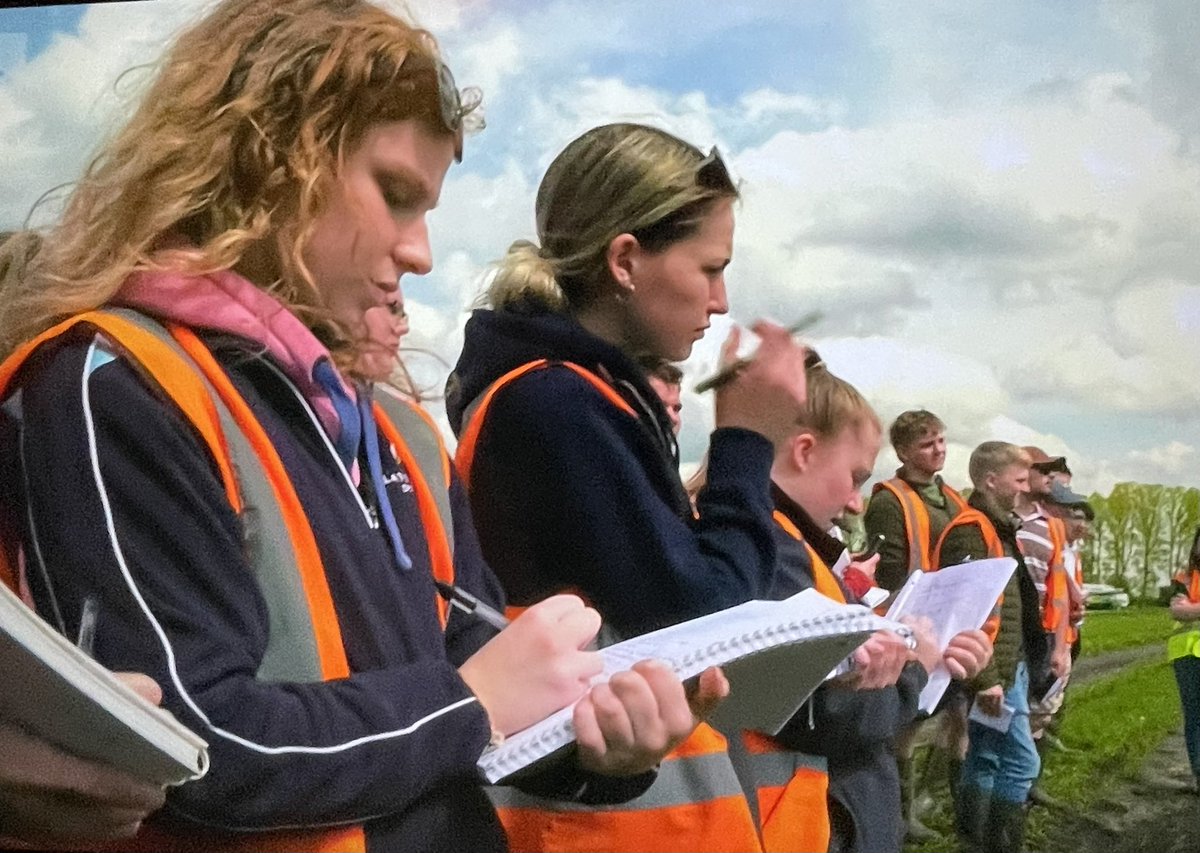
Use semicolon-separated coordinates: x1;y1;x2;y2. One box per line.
1;0;1197;495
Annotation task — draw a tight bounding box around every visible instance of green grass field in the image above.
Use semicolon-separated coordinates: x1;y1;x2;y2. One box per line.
906;605;1178;852
1079;604;1171;656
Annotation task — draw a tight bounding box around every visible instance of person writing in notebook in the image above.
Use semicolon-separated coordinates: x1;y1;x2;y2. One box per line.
447;123;809;851
737;354;990;853
0;3;716;851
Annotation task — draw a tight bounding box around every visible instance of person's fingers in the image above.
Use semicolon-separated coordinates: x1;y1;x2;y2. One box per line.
608;670;669;754
572;695;605;760
943;654;969;680
718;326;742;367
115;672;162;706
686;666;730;721
629;660;694;737
587;681;636;753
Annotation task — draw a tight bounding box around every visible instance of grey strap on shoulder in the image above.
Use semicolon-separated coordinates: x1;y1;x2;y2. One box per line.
102;308;324;683
372;387;455;558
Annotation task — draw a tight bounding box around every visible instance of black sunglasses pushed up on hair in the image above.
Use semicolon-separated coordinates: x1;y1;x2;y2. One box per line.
696;146;737;192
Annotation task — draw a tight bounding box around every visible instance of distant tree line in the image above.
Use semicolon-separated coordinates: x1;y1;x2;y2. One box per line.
1082;483;1200;601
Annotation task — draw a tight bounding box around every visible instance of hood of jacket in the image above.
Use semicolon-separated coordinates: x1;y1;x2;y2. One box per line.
445;305;676;446
114;267;358;454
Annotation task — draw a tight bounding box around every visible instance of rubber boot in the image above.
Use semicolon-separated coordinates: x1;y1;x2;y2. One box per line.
899;756;938;842
981;798;1027;853
1026;741;1061;809
954;783;990;851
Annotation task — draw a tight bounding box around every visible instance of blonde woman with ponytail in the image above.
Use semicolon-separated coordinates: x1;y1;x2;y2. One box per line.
0;5;712;851
446;124;809;851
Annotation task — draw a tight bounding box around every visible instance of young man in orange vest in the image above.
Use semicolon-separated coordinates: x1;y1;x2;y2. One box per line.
1014;447;1077;807
936;441;1054;853
865;410;967;594
863;409;968;840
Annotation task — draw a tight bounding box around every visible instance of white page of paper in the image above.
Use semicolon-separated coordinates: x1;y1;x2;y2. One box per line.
885;557;1017;712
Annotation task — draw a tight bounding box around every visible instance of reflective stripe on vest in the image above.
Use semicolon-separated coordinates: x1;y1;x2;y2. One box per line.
1040;517;1070;635
0;309;458;853
932;509;1004;643
457;360;761;852
1168;570;1200;662
872;478;967;576
725;731;829;853
488;724;763;852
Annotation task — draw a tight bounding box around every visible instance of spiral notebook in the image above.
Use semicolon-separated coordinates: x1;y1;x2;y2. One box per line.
0;581;209;787
478;589;898;783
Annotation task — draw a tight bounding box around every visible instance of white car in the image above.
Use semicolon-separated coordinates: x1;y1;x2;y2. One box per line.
1082;582;1131;610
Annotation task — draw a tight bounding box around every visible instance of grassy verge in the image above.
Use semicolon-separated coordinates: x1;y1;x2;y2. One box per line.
1025;659;1180;846
1079;605;1171;656
905;658;1181;853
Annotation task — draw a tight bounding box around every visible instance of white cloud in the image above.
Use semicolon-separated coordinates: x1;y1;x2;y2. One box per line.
4;0;1197;500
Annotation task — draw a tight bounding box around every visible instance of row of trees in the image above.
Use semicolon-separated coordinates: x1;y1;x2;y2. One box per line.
1081;483;1200;601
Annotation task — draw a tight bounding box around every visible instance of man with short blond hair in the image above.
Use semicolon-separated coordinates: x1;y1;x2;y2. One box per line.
936;441;1051;853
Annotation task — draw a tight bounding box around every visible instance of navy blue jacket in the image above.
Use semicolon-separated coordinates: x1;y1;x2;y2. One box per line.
0;327;642;852
445;306;778;639
769;487;926;853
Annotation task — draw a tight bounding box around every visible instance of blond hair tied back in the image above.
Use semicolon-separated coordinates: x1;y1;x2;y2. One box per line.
487;239;566;313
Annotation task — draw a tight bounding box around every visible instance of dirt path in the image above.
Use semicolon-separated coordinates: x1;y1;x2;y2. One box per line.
1069;643;1164;687
1035;643;1198;853
1037;731;1199;853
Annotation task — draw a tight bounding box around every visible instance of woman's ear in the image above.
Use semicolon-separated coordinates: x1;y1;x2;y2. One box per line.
605;233;640;296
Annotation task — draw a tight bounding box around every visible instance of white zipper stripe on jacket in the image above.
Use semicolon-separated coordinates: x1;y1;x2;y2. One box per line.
79;340;480;761
257;357;376;530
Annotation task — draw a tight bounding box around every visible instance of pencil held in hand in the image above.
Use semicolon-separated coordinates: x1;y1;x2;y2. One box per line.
693;311;823;393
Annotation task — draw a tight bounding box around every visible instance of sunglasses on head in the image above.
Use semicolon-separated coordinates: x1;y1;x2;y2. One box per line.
696;146;736;192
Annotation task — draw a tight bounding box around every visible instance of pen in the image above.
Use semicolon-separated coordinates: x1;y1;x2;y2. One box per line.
433;580;511;631
858;533;885;561
693;311;824;394
77;595;99;658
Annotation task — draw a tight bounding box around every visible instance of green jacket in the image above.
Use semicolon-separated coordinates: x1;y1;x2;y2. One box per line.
865;473;961;593
937;493;1049;694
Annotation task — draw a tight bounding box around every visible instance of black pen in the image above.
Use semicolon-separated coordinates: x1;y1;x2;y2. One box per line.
76;595;99;658
434;581;511;631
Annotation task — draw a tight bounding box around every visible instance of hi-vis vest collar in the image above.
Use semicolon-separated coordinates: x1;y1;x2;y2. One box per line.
872;477;968;576
771;510;847;605
0;309;456;853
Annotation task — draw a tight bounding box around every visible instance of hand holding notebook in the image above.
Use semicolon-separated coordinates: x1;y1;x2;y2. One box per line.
478;589;901;783
0;582;208;787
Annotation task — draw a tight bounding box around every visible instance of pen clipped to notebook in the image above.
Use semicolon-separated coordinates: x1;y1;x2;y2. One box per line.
434;581;511;631
693;311;823;394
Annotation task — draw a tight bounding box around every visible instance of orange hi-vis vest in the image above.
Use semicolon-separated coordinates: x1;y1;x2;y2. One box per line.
725;510;846;853
0;309;458;853
931;508;1004;644
456;359;763;853
1039;516;1071;640
872;477;968;576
